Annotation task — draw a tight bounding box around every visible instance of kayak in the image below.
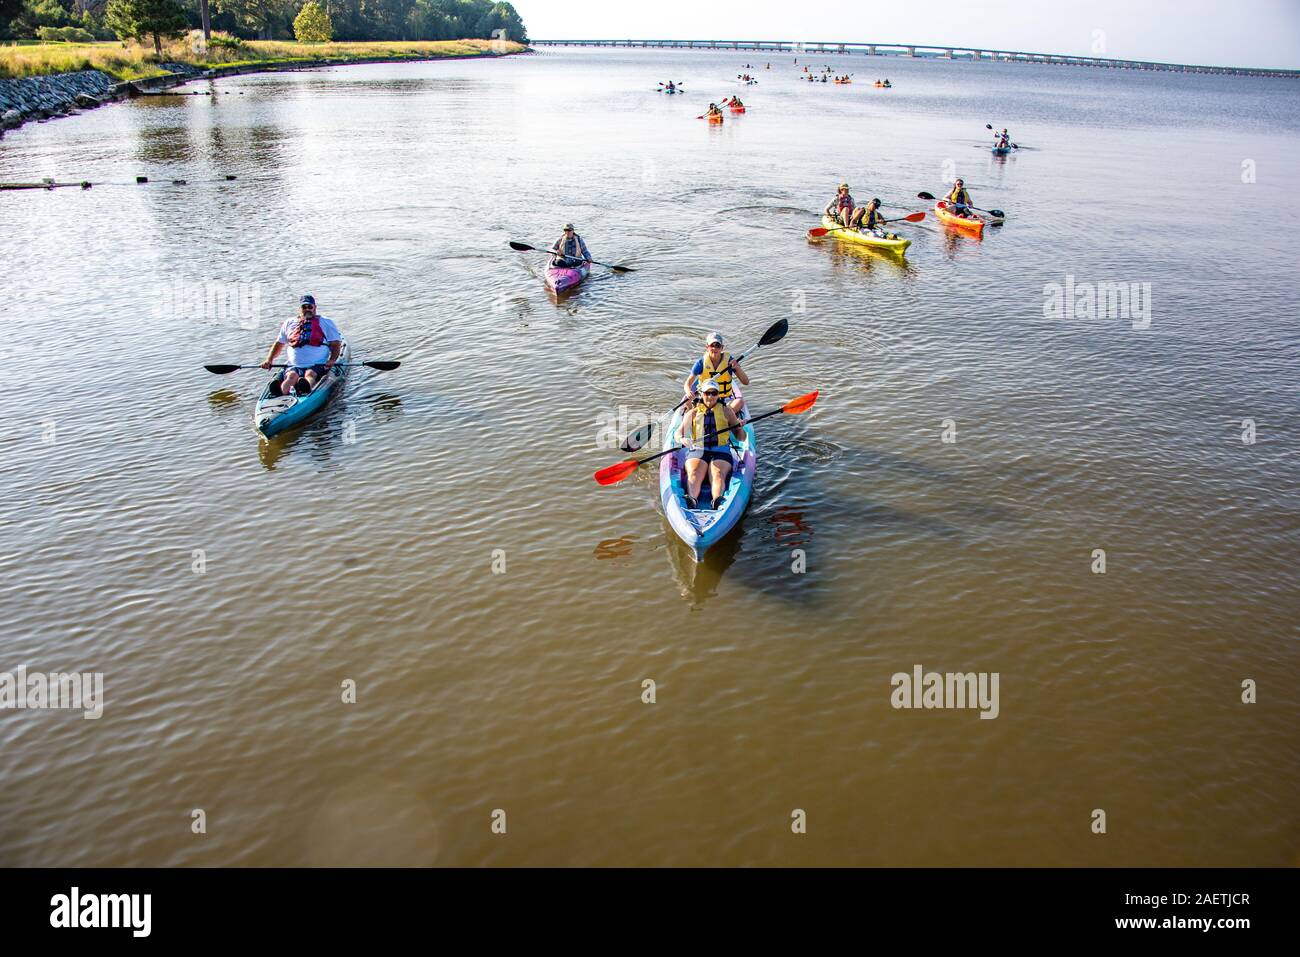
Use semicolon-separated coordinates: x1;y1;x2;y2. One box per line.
545;260;590;294
992;145;1011;156
254;338;351;438
820;214;911;254
729;104;746;113
706;113;723;124
659;390;756;562
934;200;987;235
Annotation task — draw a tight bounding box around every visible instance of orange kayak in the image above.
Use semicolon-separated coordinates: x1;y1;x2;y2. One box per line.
934;200;985;235
706;113;723;124
729;105;746;113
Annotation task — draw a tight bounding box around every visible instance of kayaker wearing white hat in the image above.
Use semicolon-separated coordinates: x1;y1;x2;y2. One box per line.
678;379;744;511
549;224;590;269
260;295;342;396
684;331;749;416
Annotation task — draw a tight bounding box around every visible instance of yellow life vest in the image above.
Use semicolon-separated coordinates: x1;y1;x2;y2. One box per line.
947;186;970;205
691;403;734;448
701;351;735;397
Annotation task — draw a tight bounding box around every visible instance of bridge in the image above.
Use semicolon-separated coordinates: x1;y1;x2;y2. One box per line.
528;40;1299;79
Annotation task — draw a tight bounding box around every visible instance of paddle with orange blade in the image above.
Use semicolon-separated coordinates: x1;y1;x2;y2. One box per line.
807;211;925;239
595;391;820;486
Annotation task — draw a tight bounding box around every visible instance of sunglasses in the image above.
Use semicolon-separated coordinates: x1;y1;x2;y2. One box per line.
703;390;720;396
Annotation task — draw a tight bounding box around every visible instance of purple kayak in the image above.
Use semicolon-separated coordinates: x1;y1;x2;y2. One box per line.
544;260;590;294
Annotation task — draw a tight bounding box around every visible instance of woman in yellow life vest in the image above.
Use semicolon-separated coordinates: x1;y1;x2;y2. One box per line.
946;178;975;217
678;379;745;510
684;331;750;416
849;197;900;238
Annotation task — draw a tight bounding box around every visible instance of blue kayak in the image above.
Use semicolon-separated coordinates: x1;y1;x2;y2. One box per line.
254;338;351;438
658;393;756;562
992;145;1011;156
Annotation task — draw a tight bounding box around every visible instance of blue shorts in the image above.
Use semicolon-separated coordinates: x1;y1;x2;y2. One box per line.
288;363;328;378
686;448;733;466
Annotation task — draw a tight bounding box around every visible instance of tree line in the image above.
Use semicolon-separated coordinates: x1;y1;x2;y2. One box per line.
1;0;528;43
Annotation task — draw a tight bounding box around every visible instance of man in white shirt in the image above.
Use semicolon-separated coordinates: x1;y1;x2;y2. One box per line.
261;295;343;396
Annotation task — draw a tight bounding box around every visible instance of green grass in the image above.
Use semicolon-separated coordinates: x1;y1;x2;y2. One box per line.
0;38;526;82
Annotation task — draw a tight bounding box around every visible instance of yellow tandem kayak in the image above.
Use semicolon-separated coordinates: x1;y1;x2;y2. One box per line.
819;215;911;254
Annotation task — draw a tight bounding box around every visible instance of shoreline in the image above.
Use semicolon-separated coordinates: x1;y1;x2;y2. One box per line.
0;47;529;138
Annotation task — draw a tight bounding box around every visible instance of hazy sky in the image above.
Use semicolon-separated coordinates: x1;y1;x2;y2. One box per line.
512;0;1300;70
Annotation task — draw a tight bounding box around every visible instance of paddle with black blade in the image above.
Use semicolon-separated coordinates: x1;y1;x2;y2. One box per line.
619;317;790;453
596;391;820;486
917;191;1006;220
508;240;635;273
204;361;401;374
985;123;1019;149
807;211;926;238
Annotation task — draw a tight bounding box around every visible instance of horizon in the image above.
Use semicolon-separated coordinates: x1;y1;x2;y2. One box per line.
511;0;1300;72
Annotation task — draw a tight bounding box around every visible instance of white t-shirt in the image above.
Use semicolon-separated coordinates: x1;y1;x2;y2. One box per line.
278;314;341;367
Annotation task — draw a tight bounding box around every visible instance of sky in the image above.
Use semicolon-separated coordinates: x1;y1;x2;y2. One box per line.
511;0;1300;71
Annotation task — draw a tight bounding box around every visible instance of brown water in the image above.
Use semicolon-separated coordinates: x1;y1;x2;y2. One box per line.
1;48;1297;866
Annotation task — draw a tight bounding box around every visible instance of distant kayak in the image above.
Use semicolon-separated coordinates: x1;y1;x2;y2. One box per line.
819;214;911;254
254;339;351;438
545;260;590;294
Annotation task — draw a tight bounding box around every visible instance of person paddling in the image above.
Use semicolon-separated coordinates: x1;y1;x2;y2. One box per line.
678;379;744;511
261;295;342;397
994;127;1011;148
852;197;903;240
706;102;724;119
550;223;590;269
945;178;976;218
665;81;676;93
729;95;744;109
684;331;749;417
825;182;855;227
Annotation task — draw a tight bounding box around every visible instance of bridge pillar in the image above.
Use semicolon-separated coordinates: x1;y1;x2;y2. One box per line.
906;46;915;56
867;45;876;55
945;48;953;58
838;44;846;53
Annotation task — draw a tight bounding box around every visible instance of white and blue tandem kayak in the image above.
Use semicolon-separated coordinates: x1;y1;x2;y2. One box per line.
658;397;756;562
253;338;351;439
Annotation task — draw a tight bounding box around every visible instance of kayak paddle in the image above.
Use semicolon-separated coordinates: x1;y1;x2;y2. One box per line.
807;211;925;238
917;191;1005;220
508;240;634;273
619;318;790;452
597;391;820;486
205;361;400;374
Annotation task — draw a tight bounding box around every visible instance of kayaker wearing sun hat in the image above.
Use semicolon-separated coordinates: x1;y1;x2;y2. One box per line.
825;183;855;227
678;379;745;511
260;295;342;397
946;179;975;217
550;224;590;269
684;331;750;416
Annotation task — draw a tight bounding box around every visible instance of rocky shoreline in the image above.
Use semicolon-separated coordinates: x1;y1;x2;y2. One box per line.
0;51;524;138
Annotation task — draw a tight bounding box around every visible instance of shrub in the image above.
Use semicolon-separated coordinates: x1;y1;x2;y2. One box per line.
36;26;96;42
293;2;332;43
206;32;243;50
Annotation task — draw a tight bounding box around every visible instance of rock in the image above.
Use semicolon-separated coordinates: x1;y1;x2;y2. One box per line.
75;93;100;108
1;109;20;128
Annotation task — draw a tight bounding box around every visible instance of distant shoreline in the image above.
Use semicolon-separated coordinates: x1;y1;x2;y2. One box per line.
0;43;528;137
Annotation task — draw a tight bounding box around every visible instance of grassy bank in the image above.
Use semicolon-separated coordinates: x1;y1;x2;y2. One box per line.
0;38;526;82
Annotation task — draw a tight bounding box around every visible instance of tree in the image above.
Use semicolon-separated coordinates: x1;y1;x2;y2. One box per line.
292;0;327;41
106;0;188;53
213;0;293;40
199;0;209;41
1;0;28;37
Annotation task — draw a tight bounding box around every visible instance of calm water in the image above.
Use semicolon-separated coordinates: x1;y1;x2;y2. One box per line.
1;48;1297;866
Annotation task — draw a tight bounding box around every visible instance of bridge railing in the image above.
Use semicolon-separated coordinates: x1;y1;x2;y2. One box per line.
526;39;1299;78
